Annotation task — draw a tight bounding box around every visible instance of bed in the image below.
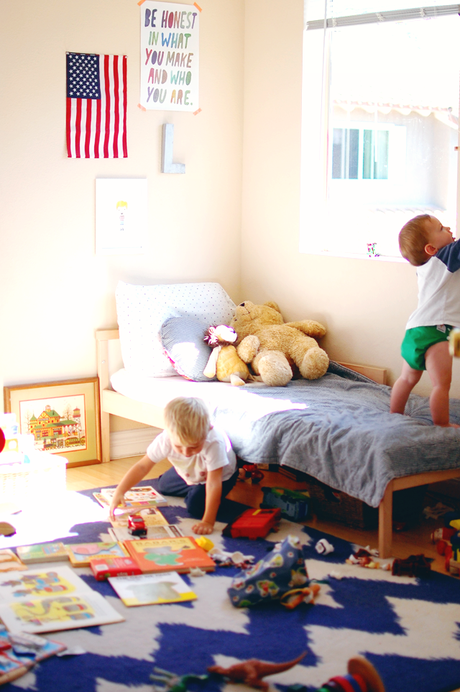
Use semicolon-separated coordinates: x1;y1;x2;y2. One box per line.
96;281;460;559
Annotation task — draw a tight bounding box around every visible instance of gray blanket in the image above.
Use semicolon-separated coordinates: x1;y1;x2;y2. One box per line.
214;362;460;508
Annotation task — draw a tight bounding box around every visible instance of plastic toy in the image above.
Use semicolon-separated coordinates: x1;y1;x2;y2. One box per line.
128;515;147;537
315;538;334;555
208;651;306;691
150;667;209;692
223;508;281;539
260;486;309;521
286;656;385;692
239;463;265;484
195;536;214;552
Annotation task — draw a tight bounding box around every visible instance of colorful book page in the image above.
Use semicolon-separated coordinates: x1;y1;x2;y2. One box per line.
108;571;197;606
93;486;167;510
110;507;169;528
124;537;215;574
108;524;183;542
66;542;128;567
0;566;124;634
16;542;69;564
0;625;66;661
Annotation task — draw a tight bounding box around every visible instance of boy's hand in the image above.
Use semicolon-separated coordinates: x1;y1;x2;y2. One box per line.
109;492;125;519
192;520;214;535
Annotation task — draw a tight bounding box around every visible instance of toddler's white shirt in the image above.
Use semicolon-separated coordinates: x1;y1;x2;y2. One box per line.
146;427;237;485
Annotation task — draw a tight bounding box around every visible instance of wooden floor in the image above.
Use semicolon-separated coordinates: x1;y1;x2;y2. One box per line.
66;456;460;578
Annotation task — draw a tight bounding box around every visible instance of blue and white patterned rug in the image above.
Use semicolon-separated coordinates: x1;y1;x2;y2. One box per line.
1;484;460;692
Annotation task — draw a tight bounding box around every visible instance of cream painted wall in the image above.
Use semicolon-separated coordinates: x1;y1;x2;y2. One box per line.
0;0;244;400
241;0;460;397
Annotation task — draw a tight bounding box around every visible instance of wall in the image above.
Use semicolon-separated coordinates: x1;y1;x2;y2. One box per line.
2;0;460;429
0;0;244;403
240;0;460;397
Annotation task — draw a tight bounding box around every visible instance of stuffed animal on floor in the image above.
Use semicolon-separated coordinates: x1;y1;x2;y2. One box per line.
203;325;250;386
229;301;329;387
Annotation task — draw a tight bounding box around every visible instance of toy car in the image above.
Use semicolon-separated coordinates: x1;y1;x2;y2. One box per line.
127;514;147;537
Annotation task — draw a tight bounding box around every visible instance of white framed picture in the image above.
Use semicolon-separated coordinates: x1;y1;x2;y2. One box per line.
96;178;147;255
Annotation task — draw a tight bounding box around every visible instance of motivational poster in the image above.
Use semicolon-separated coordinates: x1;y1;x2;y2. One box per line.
140;1;199;111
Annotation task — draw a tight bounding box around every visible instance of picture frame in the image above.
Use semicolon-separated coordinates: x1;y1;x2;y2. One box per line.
95;178;148;255
3;378;101;468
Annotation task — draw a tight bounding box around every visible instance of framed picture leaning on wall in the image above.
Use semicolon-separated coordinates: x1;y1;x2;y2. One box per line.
3;378;101;467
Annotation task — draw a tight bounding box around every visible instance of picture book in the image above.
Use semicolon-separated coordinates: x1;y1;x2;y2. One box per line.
0;624;67;662
66;542;128;568
0;550;27;572
16;542;69;564
0;650;32;686
123;537;216;574
0;565;124;634
108;571;197;607
108;523;183;543
93;486;167;510
110;506;169;528
90;556;142;581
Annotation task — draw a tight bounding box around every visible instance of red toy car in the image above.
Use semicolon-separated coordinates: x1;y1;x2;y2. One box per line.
127;514;147;537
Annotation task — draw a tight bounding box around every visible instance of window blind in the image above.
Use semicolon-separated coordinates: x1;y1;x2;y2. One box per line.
306;3;460;30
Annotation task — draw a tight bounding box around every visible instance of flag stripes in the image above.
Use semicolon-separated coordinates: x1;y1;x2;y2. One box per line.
66;53;128;159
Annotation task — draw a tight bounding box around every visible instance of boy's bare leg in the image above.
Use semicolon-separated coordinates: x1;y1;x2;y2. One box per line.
425;340;459;427
390;361;422;415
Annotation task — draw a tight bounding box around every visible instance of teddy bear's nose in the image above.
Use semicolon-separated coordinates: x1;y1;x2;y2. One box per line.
239;302;246;307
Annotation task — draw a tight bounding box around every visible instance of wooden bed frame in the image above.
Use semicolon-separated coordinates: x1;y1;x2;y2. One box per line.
96;328;460;559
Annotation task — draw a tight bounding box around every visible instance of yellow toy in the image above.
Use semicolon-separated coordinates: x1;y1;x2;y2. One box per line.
203;325;250;386
230;301;329;387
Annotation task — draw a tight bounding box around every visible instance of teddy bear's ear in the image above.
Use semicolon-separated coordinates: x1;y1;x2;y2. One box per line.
264;301;281;313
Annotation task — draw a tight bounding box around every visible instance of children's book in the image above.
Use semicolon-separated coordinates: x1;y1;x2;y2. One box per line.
0;565;124;634
108;524;183;543
110;506;169;528
0;650;32;686
108;571;197;607
0;550;27;572
94;486;167;510
16;542;69;564
123;537;216;574
65;542;128;568
0;624;67;661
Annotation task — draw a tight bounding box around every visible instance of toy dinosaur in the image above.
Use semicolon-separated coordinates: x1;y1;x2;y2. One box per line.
207;651;306;690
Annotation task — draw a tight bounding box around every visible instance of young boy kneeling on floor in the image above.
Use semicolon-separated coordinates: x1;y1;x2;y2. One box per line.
109;397;238;535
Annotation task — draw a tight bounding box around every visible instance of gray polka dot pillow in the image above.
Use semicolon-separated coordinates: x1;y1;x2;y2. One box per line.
115;281;236;377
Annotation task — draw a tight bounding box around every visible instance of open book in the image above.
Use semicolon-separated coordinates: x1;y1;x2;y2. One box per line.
108;571;197;606
0;566;124;634
94;486;167;511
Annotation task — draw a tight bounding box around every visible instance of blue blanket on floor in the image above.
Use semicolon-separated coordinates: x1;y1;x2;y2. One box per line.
213;363;460;508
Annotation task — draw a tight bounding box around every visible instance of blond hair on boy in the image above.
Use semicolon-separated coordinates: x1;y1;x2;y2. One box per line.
398;214;432;266
164;397;211;446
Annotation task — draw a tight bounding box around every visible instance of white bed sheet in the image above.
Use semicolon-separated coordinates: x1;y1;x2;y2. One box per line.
110;368;308;420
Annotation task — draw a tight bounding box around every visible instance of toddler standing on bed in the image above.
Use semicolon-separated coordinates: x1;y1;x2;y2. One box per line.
390;214;460;427
109;397;238;534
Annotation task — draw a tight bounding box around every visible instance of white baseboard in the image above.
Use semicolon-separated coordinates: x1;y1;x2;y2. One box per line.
110;427;158;459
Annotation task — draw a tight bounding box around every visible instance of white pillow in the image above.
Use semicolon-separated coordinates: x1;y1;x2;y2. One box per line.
115;281;236;376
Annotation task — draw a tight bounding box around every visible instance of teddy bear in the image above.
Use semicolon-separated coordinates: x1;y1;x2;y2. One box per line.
229;301;329;387
203;325;250;386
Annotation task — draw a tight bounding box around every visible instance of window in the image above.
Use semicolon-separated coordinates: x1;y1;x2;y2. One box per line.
300;2;460;260
332;125;391;180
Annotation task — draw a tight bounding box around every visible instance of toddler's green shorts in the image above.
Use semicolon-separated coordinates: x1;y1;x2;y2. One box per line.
401;325;453;370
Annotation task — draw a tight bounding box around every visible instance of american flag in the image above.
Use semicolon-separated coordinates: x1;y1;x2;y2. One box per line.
66;52;128;158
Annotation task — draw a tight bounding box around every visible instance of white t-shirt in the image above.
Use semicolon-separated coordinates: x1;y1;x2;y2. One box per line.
406;238;460;330
146;427;237;486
